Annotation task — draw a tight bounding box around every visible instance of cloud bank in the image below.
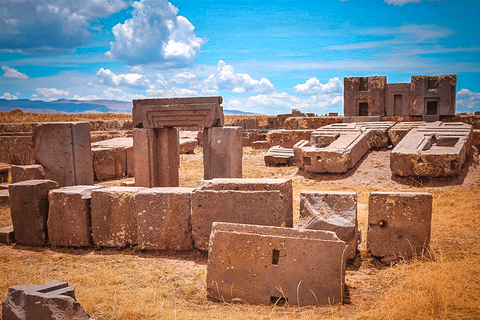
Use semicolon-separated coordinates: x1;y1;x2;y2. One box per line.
1;66;29;80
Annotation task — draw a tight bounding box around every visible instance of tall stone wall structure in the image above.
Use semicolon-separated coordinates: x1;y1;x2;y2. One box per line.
344;76;387;117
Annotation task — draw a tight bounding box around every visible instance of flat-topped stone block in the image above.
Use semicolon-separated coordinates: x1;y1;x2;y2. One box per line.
132;96;224;129
264;146;294;166
48;186;104;247
368;192;433;260
206;222;346;306
2;280;89;320
91;187;145;247
8;179;59;246
0;189;9;207
11;164;45;183
267;130;314;148
299;191;358;259
135;187;194;250
0;225;14;245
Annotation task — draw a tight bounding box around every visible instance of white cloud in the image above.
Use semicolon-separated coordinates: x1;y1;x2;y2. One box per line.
106;0;204;66
1;92;18;100
34;87;69;100
457;89;480;111
97;68;150;87
384;0;422;5
1;66;29;80
171;71;197;84
0;0;129;54
294;77;343;95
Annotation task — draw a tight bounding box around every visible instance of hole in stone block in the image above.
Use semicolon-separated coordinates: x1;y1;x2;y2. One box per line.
270;296;288;306
358;102;369;116
303;157;311;165
216;139;222;144
418;158;424;165
426;101;438;115
379;220;387;228
316;155;322;161
272;249;280;265
359;77;368;92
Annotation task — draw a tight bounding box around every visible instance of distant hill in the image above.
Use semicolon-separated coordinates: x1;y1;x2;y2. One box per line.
0;99;258;115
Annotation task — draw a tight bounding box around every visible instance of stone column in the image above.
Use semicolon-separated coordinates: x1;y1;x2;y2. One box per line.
133;127;179;187
203;127;243;180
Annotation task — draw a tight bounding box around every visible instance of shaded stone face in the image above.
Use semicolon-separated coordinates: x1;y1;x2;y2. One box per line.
2;280;89;320
390;122;472;177
0;225;14;245
8;179;59;246
299;191;358;259
11;164;45;183
203;127;243;180
367;192;433;259
206;222;346;306
90;187;145;248
264;146;294;166
48;185;103;247
135;187;194;251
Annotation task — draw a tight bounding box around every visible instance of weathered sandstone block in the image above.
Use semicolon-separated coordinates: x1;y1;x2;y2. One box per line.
0;225;14;245
11;164;45;183
267;130;314;148
207;222;346;306
264;146;294;166
203;127;243;180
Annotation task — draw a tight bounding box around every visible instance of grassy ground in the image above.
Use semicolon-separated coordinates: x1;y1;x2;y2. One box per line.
1;147;479;319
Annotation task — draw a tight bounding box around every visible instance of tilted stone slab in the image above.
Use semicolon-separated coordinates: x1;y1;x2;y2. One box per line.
359;122;395;149
91;187;144;247
33;122;94;187
387;122;426;146
8;180;59;246
2;280;89;320
391;122;472;177
179;138;198;154
11;164;45;183
132;96;224;129
206;222;346;306
368;192;432;259
264;146;294;166
48;186;103;247
135;187;194;250
299;191;358;259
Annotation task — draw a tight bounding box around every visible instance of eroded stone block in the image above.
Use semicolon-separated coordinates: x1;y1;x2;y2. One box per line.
267;130;314;148
206;222;346;306
135;187;194;250
48;186;103;247
203;127;243;180
91;187;144;247
252;141;270;149
0;225;14;245
368;192;432;259
264;146;294;166
179;138;198;154
8;180;59;246
299;191;358;259
92;148;116;181
11;164;45;183
2;280;89;320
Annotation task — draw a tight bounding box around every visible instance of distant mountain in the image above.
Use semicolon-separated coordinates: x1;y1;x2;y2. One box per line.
0;98;259;115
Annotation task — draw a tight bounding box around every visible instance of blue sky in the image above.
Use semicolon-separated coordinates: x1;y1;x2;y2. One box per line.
0;0;479;114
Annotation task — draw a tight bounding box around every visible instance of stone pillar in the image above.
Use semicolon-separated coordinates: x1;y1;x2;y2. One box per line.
133;128;179;187
33;122;94;187
203;126;243;180
8;179;59;246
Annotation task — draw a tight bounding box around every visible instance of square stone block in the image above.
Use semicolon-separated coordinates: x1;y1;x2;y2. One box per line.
299;191;358;259
0;225;14;245
91;187;144;247
135;187;194;250
92;147;116;181
8;180;59;246
48;185;103;247
11;164;45;183
207;222;346;306
368;192;433;259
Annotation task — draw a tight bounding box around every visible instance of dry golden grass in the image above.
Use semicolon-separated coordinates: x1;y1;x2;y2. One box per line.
0;109;132;124
1;147;479;319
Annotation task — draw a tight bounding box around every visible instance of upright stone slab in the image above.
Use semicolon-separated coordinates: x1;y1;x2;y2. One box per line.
368;192;433;260
133;128;179;187
48;186;103;247
91;187;144;247
135;187;194;250
299;191;358;259
203;127;243;179
33;122;94;187
8;179;59;246
2;280;89;320
92;147;116;181
192;178;293;251
207;222;346;306
11;164;45;183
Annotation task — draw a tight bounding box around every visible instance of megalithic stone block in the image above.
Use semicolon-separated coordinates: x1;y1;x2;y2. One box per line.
2;280;89;320
8;179;59;246
368;192;433;260
11;164;45;183
132;96;224;129
48;186;104;247
33;122;94;187
133;128;179;187
203;126;243;180
298;191;358;259
206;222;347;306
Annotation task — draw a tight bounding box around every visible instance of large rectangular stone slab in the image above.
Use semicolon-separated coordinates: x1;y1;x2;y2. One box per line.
132;96;224;129
91;187;144;247
48;185;103;247
267;130;314;148
8;180;59;246
206;222;346;306
299;191;358;259
203;127;243;179
368;192;433;260
33;122;94;186
264;146;294;166
135;187;194;250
